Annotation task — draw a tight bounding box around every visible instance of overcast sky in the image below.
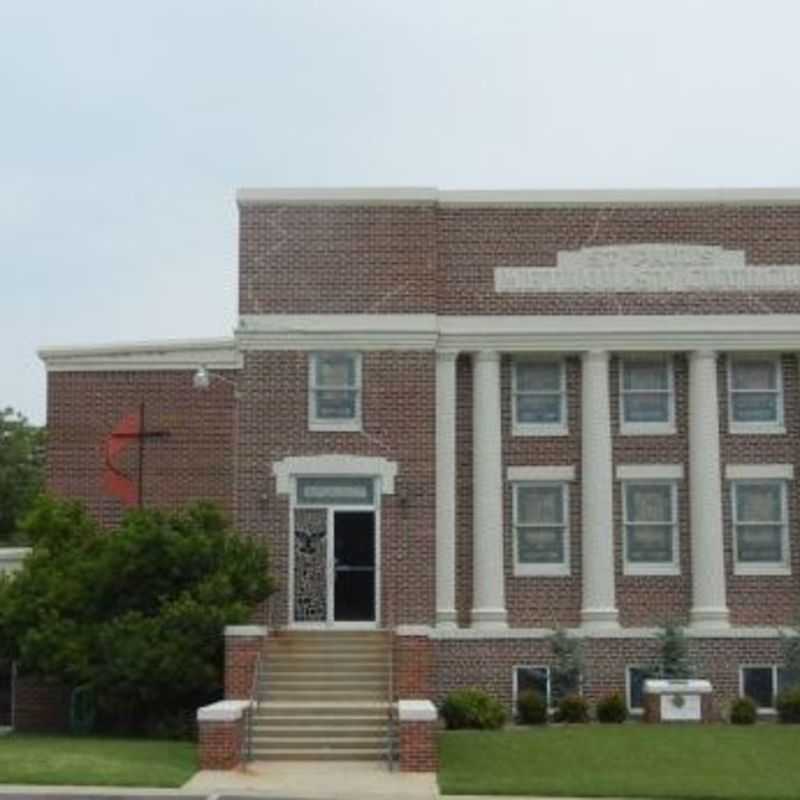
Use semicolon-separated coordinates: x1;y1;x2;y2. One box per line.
3;0;800;424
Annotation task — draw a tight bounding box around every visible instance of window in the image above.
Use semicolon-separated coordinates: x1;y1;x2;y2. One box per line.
728;355;784;433
619;356;675;435
309;352;361;431
513;482;570;576
512;359;567;436
741;666;800;710
622;480;679;574
627;666;656;713
514;666;551;712
731;479;790;574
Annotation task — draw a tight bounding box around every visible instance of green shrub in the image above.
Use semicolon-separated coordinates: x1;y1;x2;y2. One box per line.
440;688;507;730
730;697;757;725
776;687;800;724
517;689;548;725
554;693;590;723
596;692;628;723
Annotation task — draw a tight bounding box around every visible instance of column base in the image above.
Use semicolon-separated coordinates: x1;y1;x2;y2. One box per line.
580;607;620;631
689;607;730;630
470;607;508;629
436;609;458;629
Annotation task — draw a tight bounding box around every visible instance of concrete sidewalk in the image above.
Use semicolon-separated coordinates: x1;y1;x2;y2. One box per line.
183;760;438;799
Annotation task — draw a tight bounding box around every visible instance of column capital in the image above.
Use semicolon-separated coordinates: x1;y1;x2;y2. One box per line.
582;349;609;363
473;350;501;364
690;348;718;362
436;350;459;363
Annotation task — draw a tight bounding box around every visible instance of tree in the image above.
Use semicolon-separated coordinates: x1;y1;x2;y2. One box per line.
548;627;584;702
0;496;274;733
0;407;45;543
656;621;695;678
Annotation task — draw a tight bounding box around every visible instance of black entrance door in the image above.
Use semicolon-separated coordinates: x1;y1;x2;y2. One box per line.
333;511;376;622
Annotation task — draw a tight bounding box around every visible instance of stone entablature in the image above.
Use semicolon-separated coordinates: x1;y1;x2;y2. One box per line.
496;244;800;293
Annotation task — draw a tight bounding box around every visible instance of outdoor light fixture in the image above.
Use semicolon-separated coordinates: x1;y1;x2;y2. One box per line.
192;365;240;396
192;366;211;390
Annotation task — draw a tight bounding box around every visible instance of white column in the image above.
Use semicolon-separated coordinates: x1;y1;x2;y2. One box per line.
580;350;619;630
436;351;458;628
688;349;730;629
471;351;508;629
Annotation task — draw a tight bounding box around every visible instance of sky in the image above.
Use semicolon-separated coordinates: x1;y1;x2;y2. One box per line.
3;0;800;424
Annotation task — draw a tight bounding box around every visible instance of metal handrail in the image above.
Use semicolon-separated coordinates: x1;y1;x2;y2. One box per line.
385;629;397;770
244;652;264;764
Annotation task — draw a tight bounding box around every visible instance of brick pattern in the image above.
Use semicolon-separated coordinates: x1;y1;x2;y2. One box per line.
13;676;71;733
198;718;244;770
399;719;439;772
225;635;265;699
394;635;434;699
435;636;784;716
235;351;436;627
46;371;236;528
239;204;438;314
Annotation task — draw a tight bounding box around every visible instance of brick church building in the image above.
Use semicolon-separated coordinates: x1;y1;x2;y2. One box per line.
40;187;800;735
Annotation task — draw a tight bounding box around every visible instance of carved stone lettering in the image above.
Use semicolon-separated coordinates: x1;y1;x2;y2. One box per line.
495;244;800;293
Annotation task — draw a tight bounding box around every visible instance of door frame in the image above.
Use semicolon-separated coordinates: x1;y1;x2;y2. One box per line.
288;479;381;629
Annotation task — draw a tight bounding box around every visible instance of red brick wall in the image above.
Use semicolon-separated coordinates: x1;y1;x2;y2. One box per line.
434;636;785;715
394;635;434;699
399;720;439;772
46;371;236;528
225;635;265;699
235;351;436;627
437;204;800;315
198;718;243;769
239;203;438;314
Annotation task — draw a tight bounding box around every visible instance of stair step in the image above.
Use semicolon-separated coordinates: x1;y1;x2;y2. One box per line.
253;714;387;727
257;701;388;713
253;735;385;749
251;748;386;761
264;692;387;702
253;726;387;738
264;679;387;690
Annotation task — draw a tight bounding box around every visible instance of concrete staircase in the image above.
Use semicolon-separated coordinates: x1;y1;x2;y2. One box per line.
250;630;393;761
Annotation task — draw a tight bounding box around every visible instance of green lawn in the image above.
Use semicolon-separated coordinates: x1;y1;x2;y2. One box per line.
0;734;197;787
440;725;800;799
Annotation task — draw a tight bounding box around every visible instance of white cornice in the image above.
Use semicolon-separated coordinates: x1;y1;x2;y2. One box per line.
237;314;439;351
437;314;800;353
38;338;242;373
236;186;800;208
237;187;438;206
237;313;800;353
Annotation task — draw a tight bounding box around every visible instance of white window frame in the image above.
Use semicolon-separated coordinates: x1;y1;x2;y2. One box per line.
727;354;785;435
730;476;791;576
511;357;568;437
512;478;571;577
619;354;676;436
739;664;783;713
626;665;655;714
618;466;681;575
308;352;362;432
513;664;552;712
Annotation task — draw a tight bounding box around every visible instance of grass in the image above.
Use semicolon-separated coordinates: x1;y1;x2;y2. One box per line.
0;734;197;787
440;725;800;799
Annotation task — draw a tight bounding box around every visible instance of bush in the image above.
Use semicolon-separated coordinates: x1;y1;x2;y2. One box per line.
0;497;275;734
776;687;800;724
440;688;507;730
517;689;548;725
596;692;628;723
554;693;590;723
730;697;757;725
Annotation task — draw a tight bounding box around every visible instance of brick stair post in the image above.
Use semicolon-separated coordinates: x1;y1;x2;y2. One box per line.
397;699;439;772
224;625;267;699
